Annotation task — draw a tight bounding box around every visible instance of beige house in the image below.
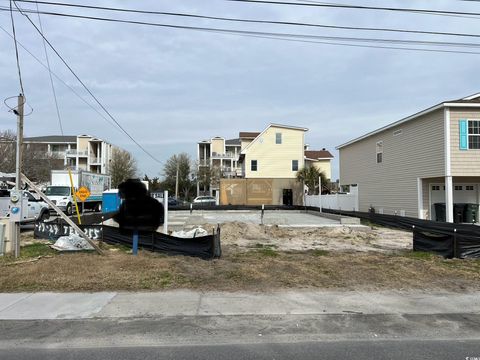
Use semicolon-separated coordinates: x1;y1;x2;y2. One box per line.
304;149;334;180
337;93;480;223
24;134;114;174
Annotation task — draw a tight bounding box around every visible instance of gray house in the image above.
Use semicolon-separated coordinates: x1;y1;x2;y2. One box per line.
337;93;480;223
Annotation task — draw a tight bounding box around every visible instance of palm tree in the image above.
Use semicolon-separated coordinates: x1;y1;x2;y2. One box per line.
296;166;328;195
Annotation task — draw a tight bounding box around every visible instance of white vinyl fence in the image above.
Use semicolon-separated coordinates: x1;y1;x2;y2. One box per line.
305;187;359;211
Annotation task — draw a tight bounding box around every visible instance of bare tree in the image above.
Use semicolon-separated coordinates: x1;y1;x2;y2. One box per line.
0;130;62;183
163;153;194;200
110;148;138;188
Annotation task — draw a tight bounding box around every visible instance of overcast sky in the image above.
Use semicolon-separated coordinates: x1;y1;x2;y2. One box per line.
1;0;479;180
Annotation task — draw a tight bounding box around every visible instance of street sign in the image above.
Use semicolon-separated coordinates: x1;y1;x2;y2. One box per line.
76;186;91;202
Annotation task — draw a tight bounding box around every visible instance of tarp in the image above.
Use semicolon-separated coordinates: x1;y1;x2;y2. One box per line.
316;207;480;259
34;220;221;260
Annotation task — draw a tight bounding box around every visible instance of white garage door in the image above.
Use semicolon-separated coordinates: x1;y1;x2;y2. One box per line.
430;183;479;220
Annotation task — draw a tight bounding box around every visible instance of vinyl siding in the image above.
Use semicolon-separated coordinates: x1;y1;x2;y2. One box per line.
244;126;305;179
308;160;332;180
211;138;224;155
450;108;480;176
339;109;445;217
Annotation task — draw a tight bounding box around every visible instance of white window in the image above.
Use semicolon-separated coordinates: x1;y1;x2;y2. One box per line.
292;160;298;171
275;133;282;144
251;160;258;171
376;141;383;164
469;120;480;149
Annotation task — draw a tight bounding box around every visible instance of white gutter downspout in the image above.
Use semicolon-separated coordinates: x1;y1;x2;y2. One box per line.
444;107;454;223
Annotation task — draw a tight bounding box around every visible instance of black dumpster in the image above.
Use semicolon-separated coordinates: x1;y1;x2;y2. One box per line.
434;203;446;222
464;203;479;224
454;203;466;223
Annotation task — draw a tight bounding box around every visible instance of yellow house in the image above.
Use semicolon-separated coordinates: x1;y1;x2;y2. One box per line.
304;149;334;180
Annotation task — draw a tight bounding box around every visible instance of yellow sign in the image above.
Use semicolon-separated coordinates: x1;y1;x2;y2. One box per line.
76;186;91;202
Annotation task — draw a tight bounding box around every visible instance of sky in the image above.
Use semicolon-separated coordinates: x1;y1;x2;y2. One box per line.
1;0;479;180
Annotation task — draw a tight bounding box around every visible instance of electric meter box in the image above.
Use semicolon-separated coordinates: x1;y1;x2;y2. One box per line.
9;190;23;222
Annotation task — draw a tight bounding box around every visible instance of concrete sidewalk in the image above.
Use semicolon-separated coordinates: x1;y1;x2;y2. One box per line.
0;290;479;320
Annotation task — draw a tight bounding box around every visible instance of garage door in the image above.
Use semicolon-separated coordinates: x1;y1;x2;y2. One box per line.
430;183;479;220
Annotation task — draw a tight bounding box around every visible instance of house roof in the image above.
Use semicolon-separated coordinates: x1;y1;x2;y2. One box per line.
241;123;308;154
239;132;260;139
24;135;77;143
336;92;480;150
305;150;334;159
225;138;241;145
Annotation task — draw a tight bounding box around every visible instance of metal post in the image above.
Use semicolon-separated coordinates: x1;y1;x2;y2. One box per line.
318;176;322;213
453;228;458;259
13;94;24;258
163;190;168;234
261;204;264;225
132;230;138;255
175;162;179;200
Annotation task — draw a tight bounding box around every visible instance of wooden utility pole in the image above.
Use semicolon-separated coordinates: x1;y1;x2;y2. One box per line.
13;94;24;258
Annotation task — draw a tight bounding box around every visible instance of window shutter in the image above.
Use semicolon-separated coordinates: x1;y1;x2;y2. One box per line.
459;119;468;150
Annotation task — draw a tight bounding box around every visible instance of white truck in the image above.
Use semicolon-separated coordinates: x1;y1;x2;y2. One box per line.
45;170;111;215
0;190;50;222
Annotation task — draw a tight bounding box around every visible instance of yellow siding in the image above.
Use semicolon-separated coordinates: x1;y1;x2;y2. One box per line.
339;109;445;217
211;138;225;155
241;139;252;150
450;108;480;176
309;160;332;180
77;137;89;152
243;126;305;178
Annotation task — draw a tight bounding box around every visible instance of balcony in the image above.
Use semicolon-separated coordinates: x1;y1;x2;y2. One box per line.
211;152;237;159
89;157;101;164
66;150;88;157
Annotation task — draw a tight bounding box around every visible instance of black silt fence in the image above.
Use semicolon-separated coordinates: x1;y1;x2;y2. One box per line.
313;207;480;259
34;220;221;260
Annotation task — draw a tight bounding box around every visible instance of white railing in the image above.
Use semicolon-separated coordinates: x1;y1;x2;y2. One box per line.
305;188;359;211
211;152;237;159
66;150;88;157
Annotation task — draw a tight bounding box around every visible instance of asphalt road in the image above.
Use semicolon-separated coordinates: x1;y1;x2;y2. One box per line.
2;340;479;360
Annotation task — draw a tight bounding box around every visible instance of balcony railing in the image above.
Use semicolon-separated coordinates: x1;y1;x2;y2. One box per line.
66;150;88;157
211;152;237;159
89;157;101;164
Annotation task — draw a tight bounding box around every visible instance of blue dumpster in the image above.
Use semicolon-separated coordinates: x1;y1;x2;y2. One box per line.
102;189;121;214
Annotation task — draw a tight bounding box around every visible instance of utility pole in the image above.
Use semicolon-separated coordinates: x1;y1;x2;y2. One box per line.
14;93;24;258
175;161;179;200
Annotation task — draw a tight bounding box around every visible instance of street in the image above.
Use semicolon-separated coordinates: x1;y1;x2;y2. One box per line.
2;340;479;360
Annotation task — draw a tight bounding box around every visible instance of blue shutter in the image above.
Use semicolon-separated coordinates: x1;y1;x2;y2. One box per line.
459;119;468;150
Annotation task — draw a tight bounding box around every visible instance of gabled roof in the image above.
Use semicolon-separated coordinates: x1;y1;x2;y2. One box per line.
239;132;260;139
305;150;334;160
241;123;308;154
24;135;77;143
337;92;480;150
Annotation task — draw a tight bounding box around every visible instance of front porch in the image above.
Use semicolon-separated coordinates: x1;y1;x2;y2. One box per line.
419;177;480;223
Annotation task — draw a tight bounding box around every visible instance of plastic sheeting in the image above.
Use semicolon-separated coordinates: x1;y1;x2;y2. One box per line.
51;234;94;252
316;207;480;259
34;221;221;260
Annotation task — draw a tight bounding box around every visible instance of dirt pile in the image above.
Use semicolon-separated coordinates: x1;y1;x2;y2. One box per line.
216;222;412;253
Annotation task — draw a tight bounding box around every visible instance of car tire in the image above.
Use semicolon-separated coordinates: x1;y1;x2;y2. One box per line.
40;210;50;221
66;203;72;216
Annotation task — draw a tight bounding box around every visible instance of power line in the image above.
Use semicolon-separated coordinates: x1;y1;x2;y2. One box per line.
2;6;480;51
34;0;64;136
9;0;24;96
9;0;480;39
226;0;480;17
0;23;124;133
10;1;163;165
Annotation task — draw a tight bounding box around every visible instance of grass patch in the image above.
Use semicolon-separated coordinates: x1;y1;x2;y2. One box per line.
312;249;329;257
256;248;279;257
403;251;436;260
20;243;56;258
